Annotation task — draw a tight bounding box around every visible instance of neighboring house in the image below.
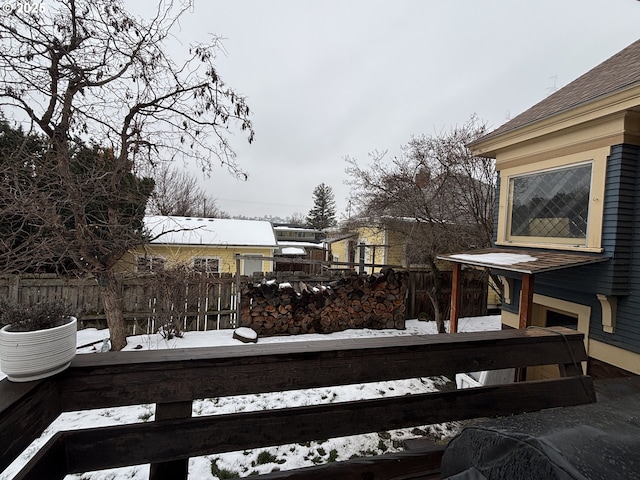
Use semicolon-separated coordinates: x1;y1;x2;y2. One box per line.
326;224;407;274
324;230;358;268
442;39;640;377
272;224;326;272
120;216;278;275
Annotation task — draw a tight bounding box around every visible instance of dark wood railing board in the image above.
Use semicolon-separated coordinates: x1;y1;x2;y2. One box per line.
0;379;43;410
60;376;594;473
59;328;587;410
67;327;584;368
11;433;67;480
253;448;445;480
0;380;61;474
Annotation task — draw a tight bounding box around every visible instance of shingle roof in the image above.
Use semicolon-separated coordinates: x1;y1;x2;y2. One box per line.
473;38;640;145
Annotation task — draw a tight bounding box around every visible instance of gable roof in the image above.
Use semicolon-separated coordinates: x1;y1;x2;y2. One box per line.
473;38;640;145
145;216;278;247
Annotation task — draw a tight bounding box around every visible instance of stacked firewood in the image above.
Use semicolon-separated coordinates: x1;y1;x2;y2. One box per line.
240;269;407;336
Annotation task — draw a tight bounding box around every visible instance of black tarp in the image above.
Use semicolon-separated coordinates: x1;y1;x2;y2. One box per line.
441;384;640;480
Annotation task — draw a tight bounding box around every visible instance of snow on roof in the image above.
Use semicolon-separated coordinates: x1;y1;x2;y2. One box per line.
279;246;307;256
145;216;278;247
273;225;322;233
277;240;325;249
442;248;609;274
450;253;537;266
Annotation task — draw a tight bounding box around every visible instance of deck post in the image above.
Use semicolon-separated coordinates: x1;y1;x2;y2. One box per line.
149;401;192;480
235;255;242;327
519;273;535;329
449;263;462;333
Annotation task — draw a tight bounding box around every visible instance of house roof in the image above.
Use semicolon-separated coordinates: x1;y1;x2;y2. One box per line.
278;246;307;256
277;241;325;249
273;225;323;234
439;247;609;275
472;38;640;146
145;216;278;248
325;232;358;244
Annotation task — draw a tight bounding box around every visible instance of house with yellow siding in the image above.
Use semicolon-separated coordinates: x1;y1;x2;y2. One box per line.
120;216;278;275
326;224;407;273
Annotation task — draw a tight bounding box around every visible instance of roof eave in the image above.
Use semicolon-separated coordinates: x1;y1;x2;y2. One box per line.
470;83;640;157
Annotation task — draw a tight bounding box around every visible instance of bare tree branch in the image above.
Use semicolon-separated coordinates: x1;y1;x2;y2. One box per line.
345;115;496;331
0;0;254;349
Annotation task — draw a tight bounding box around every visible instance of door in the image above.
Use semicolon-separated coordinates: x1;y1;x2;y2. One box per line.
243;256;264;276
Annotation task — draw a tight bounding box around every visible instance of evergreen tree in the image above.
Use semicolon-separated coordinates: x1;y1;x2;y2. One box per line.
0;119;154;275
306;183;337;230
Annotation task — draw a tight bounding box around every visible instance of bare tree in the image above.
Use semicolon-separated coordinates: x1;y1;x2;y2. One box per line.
345;115;494;332
287;212;307;225
0;0;254;349
147;163;228;218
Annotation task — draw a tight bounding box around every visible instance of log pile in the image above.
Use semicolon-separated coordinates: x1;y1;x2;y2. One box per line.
240;269;407;336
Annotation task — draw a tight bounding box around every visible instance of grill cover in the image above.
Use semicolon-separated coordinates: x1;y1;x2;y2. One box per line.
441;389;640;480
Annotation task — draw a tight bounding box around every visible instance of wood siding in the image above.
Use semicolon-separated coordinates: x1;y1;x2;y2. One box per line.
120;245;275;275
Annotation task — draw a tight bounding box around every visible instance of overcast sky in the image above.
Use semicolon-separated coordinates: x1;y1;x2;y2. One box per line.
156;0;640;220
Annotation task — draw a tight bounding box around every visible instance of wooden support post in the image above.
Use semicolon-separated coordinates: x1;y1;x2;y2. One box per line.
450;263;462;333
519;273;535;329
235;255;242;328
149;401;192;480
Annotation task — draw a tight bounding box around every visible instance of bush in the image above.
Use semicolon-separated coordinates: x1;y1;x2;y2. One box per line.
0;298;73;332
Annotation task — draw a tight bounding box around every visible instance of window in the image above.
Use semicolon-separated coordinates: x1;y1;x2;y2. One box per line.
507;163;592;245
193;257;220;273
136;256;166;272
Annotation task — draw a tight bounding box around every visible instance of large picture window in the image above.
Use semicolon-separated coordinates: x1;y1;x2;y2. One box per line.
507;163;592;244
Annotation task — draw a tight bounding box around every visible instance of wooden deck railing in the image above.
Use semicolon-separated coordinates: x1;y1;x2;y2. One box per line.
0;327;596;480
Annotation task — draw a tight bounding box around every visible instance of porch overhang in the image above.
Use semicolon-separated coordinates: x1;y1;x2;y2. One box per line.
439;247;609;274
437;247;610;332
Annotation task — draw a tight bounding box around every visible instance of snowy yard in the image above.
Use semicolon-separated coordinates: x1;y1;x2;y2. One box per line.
1;315;501;480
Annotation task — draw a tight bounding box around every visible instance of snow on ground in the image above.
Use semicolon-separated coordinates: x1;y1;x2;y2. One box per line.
1;316;501;480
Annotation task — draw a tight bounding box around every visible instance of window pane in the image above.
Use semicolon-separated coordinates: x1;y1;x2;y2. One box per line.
194;257;219;273
509;164;591;240
136;256;166;272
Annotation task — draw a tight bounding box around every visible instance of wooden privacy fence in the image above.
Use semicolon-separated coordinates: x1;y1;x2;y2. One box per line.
0;273;240;334
406;269;488;320
0;267;488;335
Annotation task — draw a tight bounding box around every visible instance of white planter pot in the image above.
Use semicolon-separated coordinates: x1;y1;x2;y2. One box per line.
0;316;77;382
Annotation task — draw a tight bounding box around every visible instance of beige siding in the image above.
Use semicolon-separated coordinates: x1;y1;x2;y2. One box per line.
329;238;352;263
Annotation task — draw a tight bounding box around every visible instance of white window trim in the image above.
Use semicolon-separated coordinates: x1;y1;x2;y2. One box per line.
505;161;593;246
193;256;221;274
496;149;606;253
135;255;167;272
